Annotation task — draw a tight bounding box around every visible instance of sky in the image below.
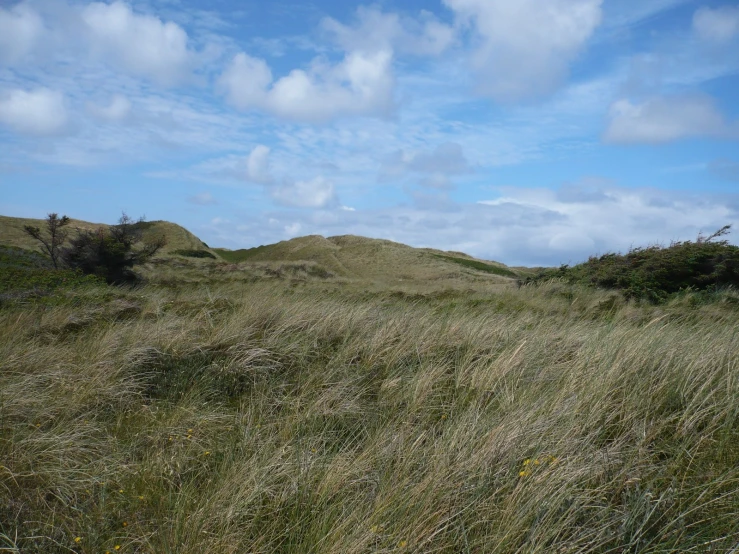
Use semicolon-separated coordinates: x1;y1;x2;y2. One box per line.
1;0;738;266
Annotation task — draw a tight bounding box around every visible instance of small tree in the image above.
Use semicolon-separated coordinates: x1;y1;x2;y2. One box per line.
61;213;166;284
23;213;71;269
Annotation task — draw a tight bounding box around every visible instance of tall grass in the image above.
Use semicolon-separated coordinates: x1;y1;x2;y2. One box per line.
1;273;738;553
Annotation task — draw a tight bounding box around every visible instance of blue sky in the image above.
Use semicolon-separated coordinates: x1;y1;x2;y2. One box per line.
1;0;738;266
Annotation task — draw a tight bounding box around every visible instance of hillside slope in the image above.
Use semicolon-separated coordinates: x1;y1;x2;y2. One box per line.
214;234;521;282
0;215;213;256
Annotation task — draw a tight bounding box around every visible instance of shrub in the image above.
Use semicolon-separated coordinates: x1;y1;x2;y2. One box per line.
172;249;216;259
62;214;166;284
23;213;70;269
525;226;739;303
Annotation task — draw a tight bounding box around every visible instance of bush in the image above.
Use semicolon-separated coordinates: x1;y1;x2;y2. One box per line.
0;245;103;303
62;214;166;284
525;226;739;303
172;249;216;259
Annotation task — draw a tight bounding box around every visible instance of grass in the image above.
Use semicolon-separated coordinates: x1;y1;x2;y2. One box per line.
432;254;519;278
0;245;103;305
1;252;738;552
0;215;214;257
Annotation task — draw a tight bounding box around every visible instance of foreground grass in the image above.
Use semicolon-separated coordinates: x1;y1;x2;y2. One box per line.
1;270;738;553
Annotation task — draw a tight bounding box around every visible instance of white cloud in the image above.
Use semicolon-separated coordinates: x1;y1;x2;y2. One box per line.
442;0;603;101
87;94;132;122
81;1;195;86
217;49;395;122
0;88;68;136
604;95;734;144
246;144;274;184
187;192;217;205
0;2;43;65
693;6;739;43
322;6;454;56
380;142;471;189
271;176;337;208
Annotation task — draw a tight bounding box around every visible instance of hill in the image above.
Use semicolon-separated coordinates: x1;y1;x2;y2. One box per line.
0;215;214;257
213;234;522;282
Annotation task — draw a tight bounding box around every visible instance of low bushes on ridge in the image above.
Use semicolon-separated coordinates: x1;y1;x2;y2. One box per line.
525;225;739;303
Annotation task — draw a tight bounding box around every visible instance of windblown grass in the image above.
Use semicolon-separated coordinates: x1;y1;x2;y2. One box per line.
1;264;738;552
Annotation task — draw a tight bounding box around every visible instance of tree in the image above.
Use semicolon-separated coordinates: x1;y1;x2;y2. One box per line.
61;213;166;284
23;213;71;269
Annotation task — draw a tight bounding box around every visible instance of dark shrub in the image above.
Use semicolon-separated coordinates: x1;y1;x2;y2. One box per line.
172;249;216;259
525;226;739;303
61;214;166;284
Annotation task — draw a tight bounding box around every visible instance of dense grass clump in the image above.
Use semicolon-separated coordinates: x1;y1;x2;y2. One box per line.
172;249;217;259
0;245;103;303
433;254;518;277
1;257;738;553
527;226;739;302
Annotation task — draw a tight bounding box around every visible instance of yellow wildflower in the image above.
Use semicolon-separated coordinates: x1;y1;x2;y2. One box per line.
74;537;82;543
114;546;121;551
122;521;128;527
118;489;124;493
398;540;408;548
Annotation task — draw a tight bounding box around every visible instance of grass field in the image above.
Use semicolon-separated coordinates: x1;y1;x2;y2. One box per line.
1;247;738;553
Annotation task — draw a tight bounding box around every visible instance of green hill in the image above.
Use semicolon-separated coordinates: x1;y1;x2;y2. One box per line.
214;234;521;281
0;215;214;257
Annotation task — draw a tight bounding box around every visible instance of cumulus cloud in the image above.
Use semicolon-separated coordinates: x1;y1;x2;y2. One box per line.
87;94;132;122
271;176;337;208
187;192;218;205
604;95;735;144
0;88;68;136
217;49;395;122
381;142;471;188
322;6;454;56
693;6;739;43
246;144;274;184
82;1;195;86
0;2;43;65
442;0;603;101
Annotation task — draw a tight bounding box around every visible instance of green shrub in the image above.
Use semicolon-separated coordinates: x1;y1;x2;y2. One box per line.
62;214;166;284
0;245;103;303
433;254;518;277
172;249;216;259
525;226;739;303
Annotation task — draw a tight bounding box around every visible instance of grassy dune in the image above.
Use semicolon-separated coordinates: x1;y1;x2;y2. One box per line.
2;255;738;552
213;234;521;282
0;215;213;257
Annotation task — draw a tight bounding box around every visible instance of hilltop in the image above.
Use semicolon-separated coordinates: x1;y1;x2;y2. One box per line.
0;214;215;258
214;234;524;282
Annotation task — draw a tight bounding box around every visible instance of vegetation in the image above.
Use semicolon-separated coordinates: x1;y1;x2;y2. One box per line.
0;245;102;304
172;249;217;259
213;245;271;263
433;253;518;277
526;226;739;303
23;213;70;269
1;246;739;552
